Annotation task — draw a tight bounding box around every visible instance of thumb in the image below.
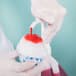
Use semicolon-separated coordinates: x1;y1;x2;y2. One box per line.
11;60;37;73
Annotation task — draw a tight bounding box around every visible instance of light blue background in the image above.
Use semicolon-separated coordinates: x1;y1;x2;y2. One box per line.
0;0;76;76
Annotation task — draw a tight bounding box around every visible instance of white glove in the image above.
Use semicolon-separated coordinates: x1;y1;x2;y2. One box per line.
24;60;51;76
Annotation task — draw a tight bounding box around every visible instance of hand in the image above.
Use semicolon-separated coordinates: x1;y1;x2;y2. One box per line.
0;51;37;76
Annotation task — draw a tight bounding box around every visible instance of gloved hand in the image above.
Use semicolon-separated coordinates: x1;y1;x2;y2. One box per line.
0;51;37;76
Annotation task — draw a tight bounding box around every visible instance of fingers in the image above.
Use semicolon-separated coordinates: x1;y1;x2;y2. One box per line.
9;51;37;73
10;58;37;72
27;61;50;75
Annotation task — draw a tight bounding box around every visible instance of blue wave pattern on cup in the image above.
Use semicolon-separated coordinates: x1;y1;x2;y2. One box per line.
19;56;43;63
